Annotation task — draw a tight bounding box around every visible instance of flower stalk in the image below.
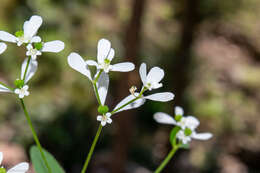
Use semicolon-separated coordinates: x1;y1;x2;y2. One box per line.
19;99;52;173
81;124;103;173
154;145;179;173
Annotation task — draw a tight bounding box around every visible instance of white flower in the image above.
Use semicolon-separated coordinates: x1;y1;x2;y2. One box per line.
154;106;212;144
95;70;109;105
14;85;30;98
97;113;112;126
0;15;42;46
86;39;135;73
26;44;41;60
0;152;29;173
154;106;199;130
0;42;7;54
138;63;174;102
139;63;164;90
26;40;64;60
176;129;213;144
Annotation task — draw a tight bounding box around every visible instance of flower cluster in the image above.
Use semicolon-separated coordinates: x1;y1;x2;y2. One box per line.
0;15;64;99
0;152;29;173
154;106;212;144
68;38;174;126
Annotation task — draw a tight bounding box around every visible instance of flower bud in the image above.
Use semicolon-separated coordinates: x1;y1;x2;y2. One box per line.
14;79;24;88
98;105;109;114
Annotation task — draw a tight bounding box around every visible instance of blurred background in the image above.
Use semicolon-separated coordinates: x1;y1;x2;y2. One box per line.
0;0;259;172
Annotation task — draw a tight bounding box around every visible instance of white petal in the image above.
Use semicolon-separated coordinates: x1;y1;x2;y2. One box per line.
67;52;92;80
185;116;200;130
7;162;29;173
192;132;213;140
0;84;11;93
0;31;17;43
14;89;20;94
21;58;38;84
154;112;176;125
96;71;109;105
0;42;7;54
107;118;112;124
175;106;184;116
86;60;98;67
97;116;102;121
111;62;135;72
113;93;145;113
24;15;43;38
145;92;174;102
0;152;3;165
107;48;115;61
139;63;147;85
101;121;106;126
146;67;164;83
42;40;65;53
31;36;41;43
97;38;111;63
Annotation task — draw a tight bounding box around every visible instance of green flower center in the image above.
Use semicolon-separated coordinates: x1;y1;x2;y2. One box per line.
175;115;182;122
184;128;192;136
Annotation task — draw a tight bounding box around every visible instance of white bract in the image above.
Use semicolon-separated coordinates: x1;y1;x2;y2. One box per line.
97;113;112;126
26;41;65;60
154;106;212;144
0;152;29;173
0;42;7;54
86;39;135;73
0;15;42;46
14;85;30;98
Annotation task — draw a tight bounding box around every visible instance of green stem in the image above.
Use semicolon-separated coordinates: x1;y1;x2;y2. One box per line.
19;99;52;173
92;70;103;106
154;146;179;173
81;124;103;173
22;57;31;81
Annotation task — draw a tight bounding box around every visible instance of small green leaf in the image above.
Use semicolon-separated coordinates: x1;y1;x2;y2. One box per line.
98;105;109;114
169;126;181;146
30;145;65;173
15;30;24;37
34;42;43;50
180;143;190;149
14;79;24;88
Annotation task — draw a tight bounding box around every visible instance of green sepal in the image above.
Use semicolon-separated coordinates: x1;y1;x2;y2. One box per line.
184;128;192;136
0;168;6;173
98;105;109;114
34;42;43;50
14;79;24;88
179;143;190;149
175;115;182;122
15;30;24;37
169;126;181;146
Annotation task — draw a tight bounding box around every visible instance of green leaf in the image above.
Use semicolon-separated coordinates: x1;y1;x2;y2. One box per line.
169;126;181;146
180;143;190;149
30;145;65;173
